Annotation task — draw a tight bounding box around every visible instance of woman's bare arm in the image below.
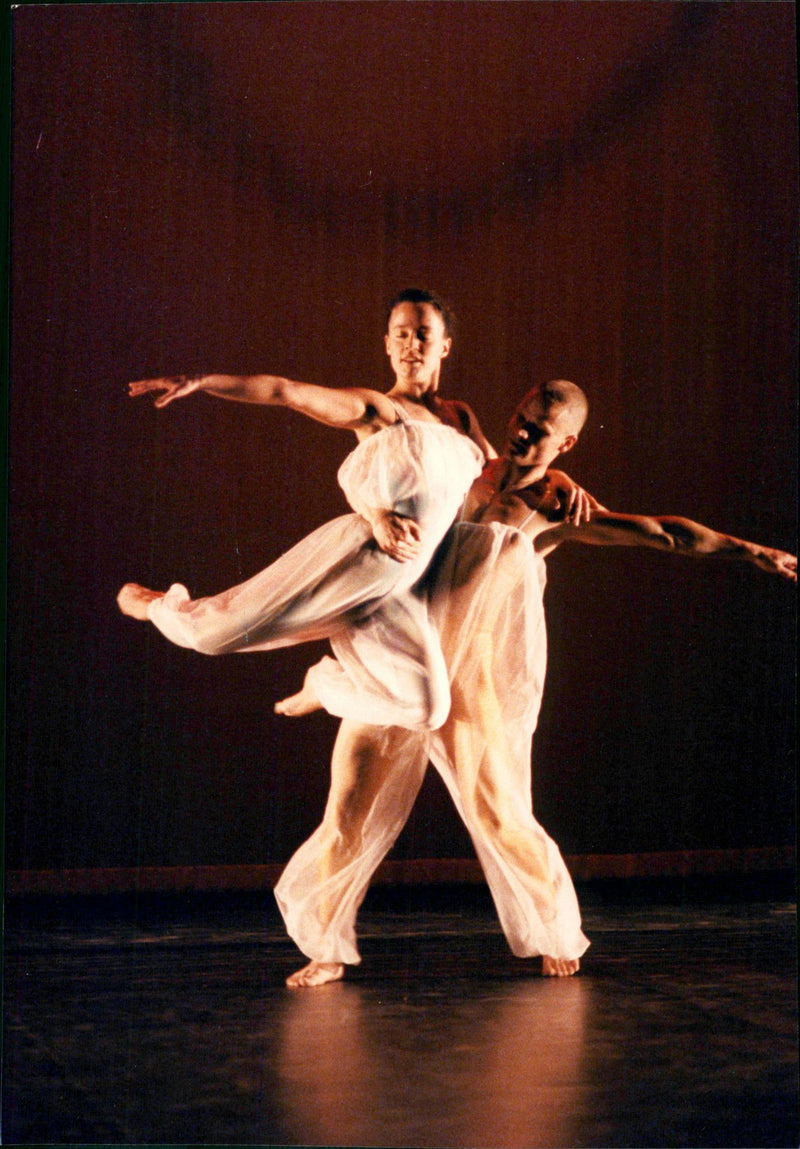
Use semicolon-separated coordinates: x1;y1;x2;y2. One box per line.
128;374;399;432
440;399;497;460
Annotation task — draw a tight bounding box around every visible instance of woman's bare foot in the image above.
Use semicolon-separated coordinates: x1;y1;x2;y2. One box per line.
274;671;323;717
117;583;164;620
286;961;345;988
542;955;581;977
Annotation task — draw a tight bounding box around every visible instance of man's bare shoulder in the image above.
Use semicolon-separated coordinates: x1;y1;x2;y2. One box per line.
468;463;548;532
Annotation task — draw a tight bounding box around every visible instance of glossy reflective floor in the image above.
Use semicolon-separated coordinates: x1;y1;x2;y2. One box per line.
3;879;797;1147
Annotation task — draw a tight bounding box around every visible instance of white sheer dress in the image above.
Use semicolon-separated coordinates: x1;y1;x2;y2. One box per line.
274;519;590;964
147;406;484;730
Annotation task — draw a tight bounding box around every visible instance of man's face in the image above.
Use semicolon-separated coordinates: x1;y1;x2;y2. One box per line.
504;389;576;470
384;302;451;392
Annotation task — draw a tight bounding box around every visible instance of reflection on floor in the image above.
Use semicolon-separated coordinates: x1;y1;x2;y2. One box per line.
3;878;797;1147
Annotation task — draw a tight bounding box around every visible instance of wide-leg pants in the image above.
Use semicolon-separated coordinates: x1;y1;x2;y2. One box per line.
148;514;451;730
274;523;590;964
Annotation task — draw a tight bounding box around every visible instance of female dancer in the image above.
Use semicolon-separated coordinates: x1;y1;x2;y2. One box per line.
119;290;494;730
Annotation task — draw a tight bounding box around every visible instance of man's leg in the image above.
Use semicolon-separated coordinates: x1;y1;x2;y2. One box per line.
429;523;588;972
430;680;587;974
275;719;430;987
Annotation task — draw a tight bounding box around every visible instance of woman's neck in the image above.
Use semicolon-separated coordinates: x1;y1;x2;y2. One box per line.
386;386;441;420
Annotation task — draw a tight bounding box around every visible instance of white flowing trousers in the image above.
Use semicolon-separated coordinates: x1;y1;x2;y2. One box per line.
275;522;590;964
147;419;484;732
148;515;451;730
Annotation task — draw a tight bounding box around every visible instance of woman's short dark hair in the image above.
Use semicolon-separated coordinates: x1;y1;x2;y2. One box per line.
385;288;455;338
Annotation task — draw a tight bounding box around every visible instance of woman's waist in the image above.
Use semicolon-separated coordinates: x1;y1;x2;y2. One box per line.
338;423;483;504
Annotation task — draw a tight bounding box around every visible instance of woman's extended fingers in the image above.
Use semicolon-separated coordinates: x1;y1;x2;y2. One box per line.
128;376;176;397
371;511;422;561
566;484;603;525
128;378;163;395
128;376;200;407
562;482;579;522
387;534;420;561
572;487;592;526
391;545;417;562
117;582;164;619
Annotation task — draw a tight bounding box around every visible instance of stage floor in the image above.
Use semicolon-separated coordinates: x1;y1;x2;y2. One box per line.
3;879;797;1147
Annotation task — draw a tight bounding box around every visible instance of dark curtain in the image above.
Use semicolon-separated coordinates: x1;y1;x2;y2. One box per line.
8;2;796;869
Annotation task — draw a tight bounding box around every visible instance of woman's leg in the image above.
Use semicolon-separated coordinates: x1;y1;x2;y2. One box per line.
130;513;451;729
144;515;387;654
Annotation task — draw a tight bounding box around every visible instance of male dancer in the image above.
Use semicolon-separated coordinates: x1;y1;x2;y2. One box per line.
275;380;796;986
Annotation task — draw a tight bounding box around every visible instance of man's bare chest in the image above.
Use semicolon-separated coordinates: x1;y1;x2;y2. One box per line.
472;479;536;529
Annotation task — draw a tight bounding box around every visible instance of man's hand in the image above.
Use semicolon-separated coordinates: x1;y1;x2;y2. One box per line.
544;470;604;525
752;547;797;582
128;376;203;408
371;511;422;562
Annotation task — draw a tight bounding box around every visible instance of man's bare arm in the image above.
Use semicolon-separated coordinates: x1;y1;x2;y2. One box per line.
369;510;423;562
537;510;797;582
128;374;399;431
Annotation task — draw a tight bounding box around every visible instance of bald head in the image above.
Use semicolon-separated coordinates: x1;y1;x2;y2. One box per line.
504;379;588;475
520;380;588;438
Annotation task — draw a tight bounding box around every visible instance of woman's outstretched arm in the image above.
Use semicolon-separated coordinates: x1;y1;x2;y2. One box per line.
128;373;399;432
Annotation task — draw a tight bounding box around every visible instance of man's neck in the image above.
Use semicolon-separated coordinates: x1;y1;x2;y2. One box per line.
496;456;548;493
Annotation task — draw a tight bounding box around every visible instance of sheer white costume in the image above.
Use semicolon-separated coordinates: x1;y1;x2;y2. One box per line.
274;521;590;964
147;408;484;730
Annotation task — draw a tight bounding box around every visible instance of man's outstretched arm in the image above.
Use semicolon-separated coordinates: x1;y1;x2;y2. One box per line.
537;510;797;582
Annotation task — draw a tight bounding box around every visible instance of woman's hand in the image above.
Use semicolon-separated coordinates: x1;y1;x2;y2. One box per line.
128;376;204;408
117;583;165;619
545;469;605;525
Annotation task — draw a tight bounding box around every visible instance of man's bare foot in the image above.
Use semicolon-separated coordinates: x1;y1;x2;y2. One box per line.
117;583;164;620
542;955;580;977
274;671;322;717
286;961;345;988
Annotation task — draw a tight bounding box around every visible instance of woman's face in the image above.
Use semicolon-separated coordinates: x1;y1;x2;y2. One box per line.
384;302;451;393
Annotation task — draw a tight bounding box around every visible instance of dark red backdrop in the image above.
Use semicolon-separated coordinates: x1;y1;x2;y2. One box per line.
8;3;796;871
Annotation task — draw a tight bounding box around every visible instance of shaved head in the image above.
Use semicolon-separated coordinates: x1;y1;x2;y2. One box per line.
520;380;588;437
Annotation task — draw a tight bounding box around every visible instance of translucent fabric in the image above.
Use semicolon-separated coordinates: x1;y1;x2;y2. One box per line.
426;522;588;960
147;418;484;730
275;721;431;966
274;521;590;964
